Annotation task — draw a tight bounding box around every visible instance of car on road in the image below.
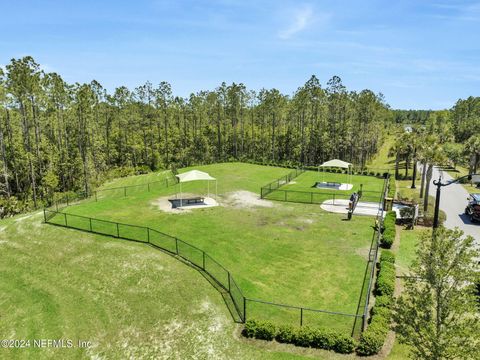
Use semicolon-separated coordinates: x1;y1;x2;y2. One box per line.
465;193;480;223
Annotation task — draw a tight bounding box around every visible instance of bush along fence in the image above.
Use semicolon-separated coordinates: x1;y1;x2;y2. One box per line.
43;207;363;334
381;211;397;249
357;250;395;355
260;168;305;198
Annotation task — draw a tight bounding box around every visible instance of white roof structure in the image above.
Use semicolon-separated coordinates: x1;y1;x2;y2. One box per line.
319;159;352;168
175;170;216;183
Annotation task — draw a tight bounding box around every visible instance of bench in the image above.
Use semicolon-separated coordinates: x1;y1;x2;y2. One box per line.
325;182;341;187
183;197;204;204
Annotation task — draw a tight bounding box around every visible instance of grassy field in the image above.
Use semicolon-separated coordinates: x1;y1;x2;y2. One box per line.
366;134;395;171
1;211;355;360
46;163;378;334
264;170;385;205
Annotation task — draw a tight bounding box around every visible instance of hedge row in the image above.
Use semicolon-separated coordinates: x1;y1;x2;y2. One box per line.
242;320;356;354
240;159;388;178
357;250;396;355
381;211;397;248
387;174;396;199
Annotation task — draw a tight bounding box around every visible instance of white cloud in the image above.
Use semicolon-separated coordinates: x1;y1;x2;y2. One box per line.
278;4;316;40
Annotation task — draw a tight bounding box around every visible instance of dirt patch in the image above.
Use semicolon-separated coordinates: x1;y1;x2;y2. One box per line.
225;191;274;209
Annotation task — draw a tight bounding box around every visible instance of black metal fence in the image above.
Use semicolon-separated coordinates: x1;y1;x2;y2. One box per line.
359;175;388;331
44;208;247;322
47;173;178;212
264;189;383;205
260;168;305;198
92;175;178;201
44;207;365;334
43;171;389;337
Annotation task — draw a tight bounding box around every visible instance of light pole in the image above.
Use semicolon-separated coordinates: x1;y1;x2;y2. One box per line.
432;173;479;228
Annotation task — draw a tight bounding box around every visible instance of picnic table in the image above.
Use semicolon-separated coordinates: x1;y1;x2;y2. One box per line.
183;197;204;204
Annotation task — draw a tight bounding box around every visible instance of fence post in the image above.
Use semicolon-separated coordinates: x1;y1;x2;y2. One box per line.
300;308;303;326
116;223;120;237
243;298;247;322
64;213;67;226
89;218;92;232
202;251;206;270
362;313;366;331
175;238;179;255
43;208;47;222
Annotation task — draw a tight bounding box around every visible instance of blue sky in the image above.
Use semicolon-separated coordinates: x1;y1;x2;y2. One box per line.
1;0;479;109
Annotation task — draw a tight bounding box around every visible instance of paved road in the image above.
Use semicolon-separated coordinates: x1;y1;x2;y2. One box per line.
427;166;480;241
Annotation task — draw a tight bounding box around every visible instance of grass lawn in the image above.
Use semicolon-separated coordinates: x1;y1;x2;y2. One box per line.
47;163;377;334
442;164;480;193
264;170;385;204
386;225;428;360
395;227;429;276
1;211;348;360
366;134;395;171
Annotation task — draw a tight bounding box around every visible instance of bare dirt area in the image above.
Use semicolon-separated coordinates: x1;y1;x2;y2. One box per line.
224;191;274;209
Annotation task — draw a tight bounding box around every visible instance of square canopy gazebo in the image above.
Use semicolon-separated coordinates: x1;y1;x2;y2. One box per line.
175;170;217;208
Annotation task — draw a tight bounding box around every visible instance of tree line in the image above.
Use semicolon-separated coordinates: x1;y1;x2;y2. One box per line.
0;56;391;211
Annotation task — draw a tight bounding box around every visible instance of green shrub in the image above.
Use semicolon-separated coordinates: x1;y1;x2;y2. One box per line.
242;319;276;340
293;326;314;347
255;321;276;341
387;175;396;199
310;329;336;350
333;333;356;354
379;250;395;264
275;325;295;343
357;328;385;355
371;305;391;320
374;294;393;308
381;229;394;248
357;312;390;355
243;319;258;338
381;211;397;248
243;320;355;354
376;269;395;297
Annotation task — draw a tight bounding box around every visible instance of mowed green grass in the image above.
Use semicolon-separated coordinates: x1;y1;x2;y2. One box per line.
1;212;331;360
54;163;376;333
265;170;385;204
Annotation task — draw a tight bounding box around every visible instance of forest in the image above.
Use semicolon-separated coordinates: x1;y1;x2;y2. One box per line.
0;56;393;211
1;56;479;215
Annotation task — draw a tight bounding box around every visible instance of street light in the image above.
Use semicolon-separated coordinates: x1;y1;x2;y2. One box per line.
432;173;480;228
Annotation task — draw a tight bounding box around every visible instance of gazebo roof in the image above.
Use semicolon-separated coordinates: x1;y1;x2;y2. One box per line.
175;170;216;183
319;159;352;168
